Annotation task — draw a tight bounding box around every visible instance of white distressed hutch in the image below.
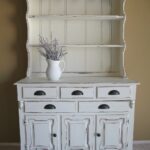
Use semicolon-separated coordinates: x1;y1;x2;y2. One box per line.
16;0;138;150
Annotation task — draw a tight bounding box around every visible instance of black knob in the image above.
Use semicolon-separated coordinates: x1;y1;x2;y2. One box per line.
108;90;120;95
72;90;84;96
52;133;57;137
34;90;46;96
44;104;56;109
98;104;110;109
96;133;101;137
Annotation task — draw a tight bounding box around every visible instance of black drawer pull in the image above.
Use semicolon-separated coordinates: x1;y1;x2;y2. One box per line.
72;90;83;96
108;90;120;95
96;133;101;137
34;90;46;96
98;104;110;109
44;104;56;109
52;133;57;137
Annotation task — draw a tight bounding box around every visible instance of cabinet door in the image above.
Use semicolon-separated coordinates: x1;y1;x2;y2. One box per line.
96;114;129;150
62;115;95;150
25;115;59;150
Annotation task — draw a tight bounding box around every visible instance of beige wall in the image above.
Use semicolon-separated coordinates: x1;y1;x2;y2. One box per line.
0;0;150;142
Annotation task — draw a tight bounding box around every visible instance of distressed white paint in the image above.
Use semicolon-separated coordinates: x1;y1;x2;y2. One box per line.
25;115;60;150
97;86;132;99
60;87;95;99
96;114;129;150
23;87;57;99
15;0;138;150
62;115;95;150
24;102;77;113
79;101;130;112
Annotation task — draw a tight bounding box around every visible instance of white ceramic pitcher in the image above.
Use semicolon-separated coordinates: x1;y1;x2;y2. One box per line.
46;59;65;81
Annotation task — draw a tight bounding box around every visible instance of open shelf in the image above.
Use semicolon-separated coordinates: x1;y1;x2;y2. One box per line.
28;44;125;48
27;0;124;16
28;15;125;20
29;46;124;77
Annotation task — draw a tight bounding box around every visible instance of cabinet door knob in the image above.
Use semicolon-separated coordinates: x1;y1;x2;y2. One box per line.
72;90;83;96
108;90;120;95
44;104;56;109
52;133;57;137
34;90;46;96
98;104;110;109
96;133;101;137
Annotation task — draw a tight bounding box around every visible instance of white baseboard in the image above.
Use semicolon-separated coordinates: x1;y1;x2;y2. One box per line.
134;140;150;144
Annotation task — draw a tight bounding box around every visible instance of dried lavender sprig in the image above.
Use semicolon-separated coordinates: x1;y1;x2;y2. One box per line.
39;36;67;60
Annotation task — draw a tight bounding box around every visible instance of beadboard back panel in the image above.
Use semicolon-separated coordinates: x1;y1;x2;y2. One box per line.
27;0;124;16
26;0;126;77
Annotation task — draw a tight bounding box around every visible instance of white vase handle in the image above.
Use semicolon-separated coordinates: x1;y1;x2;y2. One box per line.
60;60;65;73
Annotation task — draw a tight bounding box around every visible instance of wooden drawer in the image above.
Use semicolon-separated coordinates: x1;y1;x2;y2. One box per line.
79;101;130;112
25;102;76;113
61;87;95;99
22;87;57;99
97;86;131;99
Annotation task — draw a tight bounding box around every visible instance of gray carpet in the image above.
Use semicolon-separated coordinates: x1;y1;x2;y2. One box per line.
0;144;150;150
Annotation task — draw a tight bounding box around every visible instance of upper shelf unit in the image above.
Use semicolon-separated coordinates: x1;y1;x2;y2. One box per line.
27;0;125;16
26;0;126;78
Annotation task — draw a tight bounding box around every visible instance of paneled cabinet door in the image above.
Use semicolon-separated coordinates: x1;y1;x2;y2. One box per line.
96;114;129;150
25;115;59;150
62;115;95;150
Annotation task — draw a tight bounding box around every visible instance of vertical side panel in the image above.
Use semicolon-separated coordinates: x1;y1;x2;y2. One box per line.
101;0;111;15
41;19;51;42
51;20;65;44
41;0;51;15
67;21;85;45
28;19;40;45
86;21;101;44
51;0;65;15
65;48;86;72
97;114;129;150
27;0;40;15
86;0;101;15
31;48;41;73
86;48;102;72
102;48;111;73
26;116;59;150
67;0;85;15
62;115;95;150
111;48;120;73
102;21;111;45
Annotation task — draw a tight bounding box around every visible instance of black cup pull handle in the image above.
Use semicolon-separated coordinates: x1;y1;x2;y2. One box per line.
98;104;110;109
108;90;120;95
34;90;46;96
44;104;56;110
72;90;84;96
96;133;101;137
52;133;57;137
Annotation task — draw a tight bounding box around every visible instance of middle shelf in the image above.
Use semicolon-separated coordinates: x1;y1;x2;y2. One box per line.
28;15;125;20
28;19;124;45
28;44;125;48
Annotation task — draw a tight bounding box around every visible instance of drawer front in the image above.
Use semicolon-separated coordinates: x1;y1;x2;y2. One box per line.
79;102;130;112
25;102;76;113
97;87;131;99
61;87;95;99
23;87;57;99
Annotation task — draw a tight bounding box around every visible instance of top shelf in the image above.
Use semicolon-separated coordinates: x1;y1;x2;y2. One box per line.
28;15;125;20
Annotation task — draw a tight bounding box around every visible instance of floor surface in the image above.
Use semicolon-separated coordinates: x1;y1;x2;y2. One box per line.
0;144;150;150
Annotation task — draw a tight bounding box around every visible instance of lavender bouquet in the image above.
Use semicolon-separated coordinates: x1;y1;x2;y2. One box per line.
39;36;67;61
